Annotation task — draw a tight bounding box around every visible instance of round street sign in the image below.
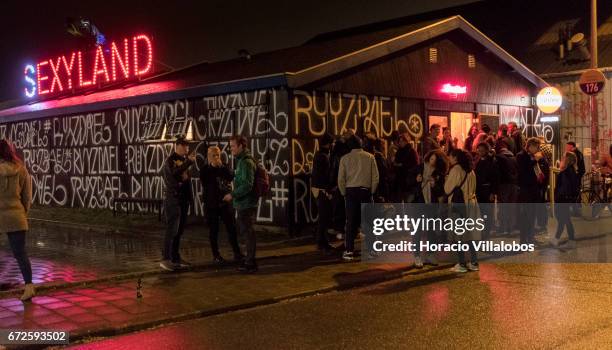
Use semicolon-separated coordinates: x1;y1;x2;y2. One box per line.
579;69;606;95
536;87;563;114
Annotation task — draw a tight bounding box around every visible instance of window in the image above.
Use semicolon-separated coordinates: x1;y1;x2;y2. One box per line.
429;48;438;63
468;54;476;68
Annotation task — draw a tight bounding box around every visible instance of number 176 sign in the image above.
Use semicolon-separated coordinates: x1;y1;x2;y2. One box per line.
579;69;606;95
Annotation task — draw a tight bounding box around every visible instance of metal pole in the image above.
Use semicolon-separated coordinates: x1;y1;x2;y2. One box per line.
590;0;599;165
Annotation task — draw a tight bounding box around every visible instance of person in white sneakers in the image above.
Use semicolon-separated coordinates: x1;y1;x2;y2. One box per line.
445;149;480;273
0;139;35;301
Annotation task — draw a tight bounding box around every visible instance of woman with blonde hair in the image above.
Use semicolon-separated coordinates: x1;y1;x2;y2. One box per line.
0;139;35;301
199;146;243;264
551;151;580;248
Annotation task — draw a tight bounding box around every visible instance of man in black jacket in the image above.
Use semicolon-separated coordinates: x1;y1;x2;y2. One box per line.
311;133;335;253
200;146;243;264
495;140;519;234
161;136;196;271
475;142;498;239
516;137;549;244
565;142;585;203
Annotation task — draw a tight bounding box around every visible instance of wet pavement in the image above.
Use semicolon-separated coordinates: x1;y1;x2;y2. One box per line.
64;263;612;350
0;244;422;348
0;220;296;290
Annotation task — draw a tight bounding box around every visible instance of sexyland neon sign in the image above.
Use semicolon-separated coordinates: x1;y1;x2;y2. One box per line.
23;34;153;98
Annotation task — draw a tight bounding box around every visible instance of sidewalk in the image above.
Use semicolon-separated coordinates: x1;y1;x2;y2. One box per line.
0;209;305;295
0;245;441;349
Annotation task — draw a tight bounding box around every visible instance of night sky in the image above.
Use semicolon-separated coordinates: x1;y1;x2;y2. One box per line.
0;0;478;103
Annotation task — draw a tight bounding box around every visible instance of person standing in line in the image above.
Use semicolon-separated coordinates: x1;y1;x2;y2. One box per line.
311;133;336;254
200;146;243;265
474;142;498;240
495;140;519;235
423;124;441;156
394;134;419;203
330;135;350;241
440;127;457;155
464;125;479;152
445;149;480;273
160;136;196;272
508;122;525;154
496;124;516;155
338;135;379;261
516;137;546;245
565;142;585;215
412;149;449;267
0;139;35;301
551;152;580;249
600;144;612;175
224;135;259;273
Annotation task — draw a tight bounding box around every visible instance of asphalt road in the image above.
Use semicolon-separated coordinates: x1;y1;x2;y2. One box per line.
66;263;612;350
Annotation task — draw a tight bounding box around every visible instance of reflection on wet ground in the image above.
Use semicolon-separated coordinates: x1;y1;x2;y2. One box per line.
0;222;220;289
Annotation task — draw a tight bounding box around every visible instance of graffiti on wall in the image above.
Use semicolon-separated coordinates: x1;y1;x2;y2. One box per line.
0;89;292;225
290;90;424;223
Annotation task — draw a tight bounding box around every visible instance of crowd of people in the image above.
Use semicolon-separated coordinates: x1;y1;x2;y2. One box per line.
1;122;611;300
311;123;612;272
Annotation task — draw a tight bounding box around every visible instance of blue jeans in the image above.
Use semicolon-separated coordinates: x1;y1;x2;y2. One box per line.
7;231;32;284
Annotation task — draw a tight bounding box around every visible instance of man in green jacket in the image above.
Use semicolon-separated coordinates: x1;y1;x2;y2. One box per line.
224;135;258;273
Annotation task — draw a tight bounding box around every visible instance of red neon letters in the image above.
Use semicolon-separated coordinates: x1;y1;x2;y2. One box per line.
27;34;153;98
440;83;467;94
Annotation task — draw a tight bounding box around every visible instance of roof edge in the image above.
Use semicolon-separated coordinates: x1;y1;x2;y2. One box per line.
286;16;548;89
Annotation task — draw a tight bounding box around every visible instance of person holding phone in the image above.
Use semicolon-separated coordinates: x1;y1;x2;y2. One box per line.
160;135;196;271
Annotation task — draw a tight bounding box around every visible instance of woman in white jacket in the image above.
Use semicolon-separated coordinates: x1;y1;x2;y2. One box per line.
445;148;480;273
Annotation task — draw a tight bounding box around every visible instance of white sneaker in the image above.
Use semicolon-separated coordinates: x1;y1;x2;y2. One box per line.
550;236;560;247
342;251;355;261
159;260;177;271
467;262;480;271
20;283;36;302
563;240;577;249
450;264;468;273
414;256;423;268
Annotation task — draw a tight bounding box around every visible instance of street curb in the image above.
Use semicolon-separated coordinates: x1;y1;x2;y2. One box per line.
55;263;454;349
0;249;312;299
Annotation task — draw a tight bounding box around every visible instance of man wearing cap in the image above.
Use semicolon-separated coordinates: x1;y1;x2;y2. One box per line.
160;135;196;271
311;133;335;254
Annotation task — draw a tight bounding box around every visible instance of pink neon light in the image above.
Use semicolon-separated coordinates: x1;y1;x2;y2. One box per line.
440;83;467;94
133;34;153;76
27;33;153;98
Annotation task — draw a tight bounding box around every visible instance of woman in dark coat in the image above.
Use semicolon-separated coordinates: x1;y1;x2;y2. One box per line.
551;152;580;249
200;146;243;264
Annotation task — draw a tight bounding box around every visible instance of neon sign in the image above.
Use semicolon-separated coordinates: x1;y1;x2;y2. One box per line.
440;83;467;94
23;34;153;98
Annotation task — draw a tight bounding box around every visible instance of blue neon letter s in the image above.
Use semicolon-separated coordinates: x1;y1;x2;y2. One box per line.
24;64;36;98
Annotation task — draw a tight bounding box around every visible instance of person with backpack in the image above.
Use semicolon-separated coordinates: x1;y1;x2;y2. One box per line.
200;146;243;265
445;149;479;273
224;135;259;273
0;139;35;301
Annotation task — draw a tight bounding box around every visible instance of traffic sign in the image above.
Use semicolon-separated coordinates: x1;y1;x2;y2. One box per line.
579;69;606;95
